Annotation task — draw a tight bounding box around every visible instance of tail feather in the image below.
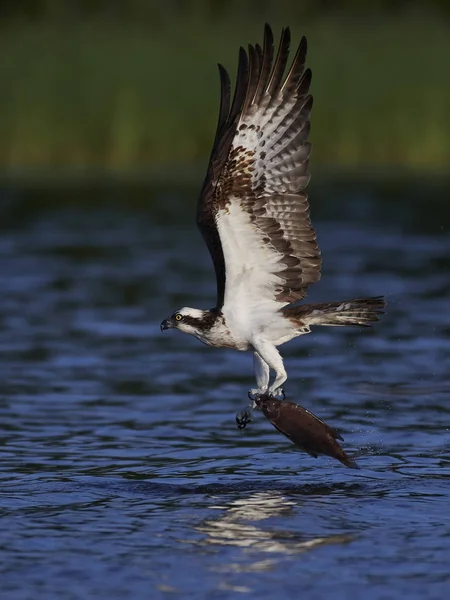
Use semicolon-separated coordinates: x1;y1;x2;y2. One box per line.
284;296;386;328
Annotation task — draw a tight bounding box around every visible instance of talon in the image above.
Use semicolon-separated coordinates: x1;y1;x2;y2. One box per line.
269;388;286;400
248;388;266;401
236;408;253;430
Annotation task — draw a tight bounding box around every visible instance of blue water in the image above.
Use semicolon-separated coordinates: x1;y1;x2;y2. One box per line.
0;179;449;599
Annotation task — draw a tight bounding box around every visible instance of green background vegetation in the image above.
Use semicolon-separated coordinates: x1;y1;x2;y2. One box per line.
1;1;449;173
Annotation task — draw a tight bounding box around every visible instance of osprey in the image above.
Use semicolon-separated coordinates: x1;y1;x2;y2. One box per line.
161;24;385;401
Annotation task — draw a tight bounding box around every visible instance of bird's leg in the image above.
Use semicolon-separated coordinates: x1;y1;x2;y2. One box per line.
252;340;287;399
236;347;286;429
237;352;270;429
248;352;270;399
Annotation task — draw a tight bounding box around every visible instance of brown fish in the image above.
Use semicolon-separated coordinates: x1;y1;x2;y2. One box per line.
253;394;359;469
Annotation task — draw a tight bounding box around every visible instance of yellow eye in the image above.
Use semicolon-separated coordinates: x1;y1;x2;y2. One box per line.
175;314;182;321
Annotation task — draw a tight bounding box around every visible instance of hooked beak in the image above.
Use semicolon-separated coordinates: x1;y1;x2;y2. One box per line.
160;319;173;331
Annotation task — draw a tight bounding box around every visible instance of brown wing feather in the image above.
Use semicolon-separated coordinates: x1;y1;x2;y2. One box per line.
197;50;249;306
197;24;321;308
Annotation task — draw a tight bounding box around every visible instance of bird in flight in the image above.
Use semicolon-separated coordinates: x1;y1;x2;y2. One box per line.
161;24;385;402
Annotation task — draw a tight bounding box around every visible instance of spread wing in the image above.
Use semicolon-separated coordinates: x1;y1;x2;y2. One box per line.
197;24;321;311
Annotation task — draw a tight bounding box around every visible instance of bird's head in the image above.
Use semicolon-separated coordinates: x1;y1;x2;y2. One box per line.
160;307;211;336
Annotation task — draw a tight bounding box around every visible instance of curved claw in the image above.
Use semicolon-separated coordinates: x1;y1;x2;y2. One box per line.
236;408;253;430
269;388;286;401
248;389;266;401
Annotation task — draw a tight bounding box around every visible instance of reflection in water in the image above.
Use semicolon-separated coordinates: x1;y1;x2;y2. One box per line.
197;491;353;570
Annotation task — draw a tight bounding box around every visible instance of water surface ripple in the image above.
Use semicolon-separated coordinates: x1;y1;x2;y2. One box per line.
0;184;449;600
